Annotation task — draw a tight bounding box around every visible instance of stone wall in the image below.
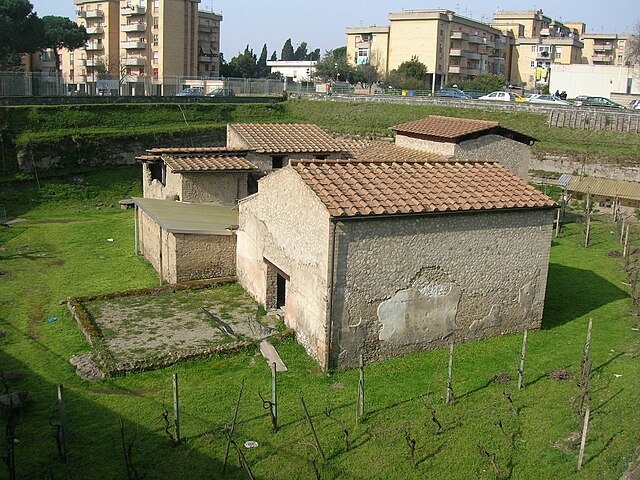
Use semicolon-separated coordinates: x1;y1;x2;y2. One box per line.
530;156;640;182
175;233;236;282
328;208;555;369
142;163;182;200
181;172;248;204
138;208;175;283
456;135;531;180
0;96;283;107
236;167;332;367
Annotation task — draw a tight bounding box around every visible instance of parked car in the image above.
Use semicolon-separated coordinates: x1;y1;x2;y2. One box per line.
512;93;527;103
574;95;626;109
628;99;640;110
526;94;571;105
436;88;470;99
207;87;235;97
478;91;515;101
462;89;486;99
176;87;204;97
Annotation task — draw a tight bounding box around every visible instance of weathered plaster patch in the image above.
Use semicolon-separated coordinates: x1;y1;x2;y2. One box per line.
518;280;536;318
469;305;501;333
377;283;461;346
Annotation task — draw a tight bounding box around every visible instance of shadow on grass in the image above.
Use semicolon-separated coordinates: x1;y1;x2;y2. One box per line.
0;349;254;480
542;263;628;329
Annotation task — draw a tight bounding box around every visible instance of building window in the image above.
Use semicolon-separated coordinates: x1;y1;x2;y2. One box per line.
153;34;158;46
530;61;535;67
153;17;159;29
153;51;159;64
153;67;158;78
149;161;166;185
272;156;285;169
153;0;159;12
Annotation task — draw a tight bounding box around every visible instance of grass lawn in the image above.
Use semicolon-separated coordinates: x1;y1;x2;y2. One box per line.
0;168;639;479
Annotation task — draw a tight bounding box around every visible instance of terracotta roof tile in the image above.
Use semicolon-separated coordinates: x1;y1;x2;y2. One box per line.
147;147;247;154
292;159;556;218
163;154;258;172
231;123;344;153
392;115;534;143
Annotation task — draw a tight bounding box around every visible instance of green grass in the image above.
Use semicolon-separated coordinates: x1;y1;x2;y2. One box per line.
1;170;639;479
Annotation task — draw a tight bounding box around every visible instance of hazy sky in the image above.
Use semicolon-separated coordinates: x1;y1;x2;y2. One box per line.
31;0;638;58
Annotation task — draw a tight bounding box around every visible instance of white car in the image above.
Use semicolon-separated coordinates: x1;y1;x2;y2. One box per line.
478;91;514;101
629;99;640;110
526;94;571;105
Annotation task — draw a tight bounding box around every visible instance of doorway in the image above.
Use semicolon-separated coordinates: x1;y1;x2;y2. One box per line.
276;273;287;308
264;258;289;310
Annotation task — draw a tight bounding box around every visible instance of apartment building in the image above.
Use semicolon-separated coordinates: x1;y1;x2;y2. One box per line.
346;10;511;92
492;10;583;88
61;0;222;93
581;34;629;66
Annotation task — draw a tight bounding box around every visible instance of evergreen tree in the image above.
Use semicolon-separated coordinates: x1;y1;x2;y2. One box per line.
293;42;308;61
0;0;44;70
257;43;269;77
281;38;294;61
270;51;277;61
41;15;89;71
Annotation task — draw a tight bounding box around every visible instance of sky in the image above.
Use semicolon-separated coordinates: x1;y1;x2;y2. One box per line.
31;0;638;59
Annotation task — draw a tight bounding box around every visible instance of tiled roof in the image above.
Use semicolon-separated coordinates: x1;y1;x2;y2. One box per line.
163;154;258;172
147;147;247;154
292;159;556;218
336;139;377;158
392;115;535;143
231;123;345;153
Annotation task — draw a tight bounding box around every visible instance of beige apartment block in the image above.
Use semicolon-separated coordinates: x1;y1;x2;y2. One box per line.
60;0;120;88
582;34;630;66
346;10;510;92
492;10;584;89
62;0;222;93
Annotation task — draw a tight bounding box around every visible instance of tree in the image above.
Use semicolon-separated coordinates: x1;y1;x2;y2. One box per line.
314;47;355;83
41;16;89;72
385;56;429;90
309;48;321;61
225;45;257;78
626;22;640;66
270;51;277;61
0;0;44;70
354;51;381;90
280;38;294;61
446;74;506;93
257;44;269;77
293;42;308;61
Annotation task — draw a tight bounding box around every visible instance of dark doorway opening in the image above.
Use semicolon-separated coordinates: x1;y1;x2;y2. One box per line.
276;273;287;308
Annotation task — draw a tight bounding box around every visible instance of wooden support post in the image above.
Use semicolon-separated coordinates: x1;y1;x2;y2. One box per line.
172;373;180;444
57;384;69;461
624;225;630;261
584;318;593;363
518;328;528;390
577;405;590;470
555;208;561;238
134;205;139;256
446;341;455;405
300;397;325;461
358;353;365;421
271;362;278;432
621;217;626;246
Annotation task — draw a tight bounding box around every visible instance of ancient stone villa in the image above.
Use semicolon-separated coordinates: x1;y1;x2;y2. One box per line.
133;117;556;369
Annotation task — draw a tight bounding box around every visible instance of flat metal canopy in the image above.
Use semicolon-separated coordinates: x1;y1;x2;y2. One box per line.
563;177;640;202
132;197;238;235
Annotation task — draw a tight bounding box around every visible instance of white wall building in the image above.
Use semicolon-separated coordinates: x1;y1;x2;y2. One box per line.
266;60;317;82
549;64;639;98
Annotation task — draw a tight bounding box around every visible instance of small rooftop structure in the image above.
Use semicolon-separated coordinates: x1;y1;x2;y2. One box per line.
292;159;556;218
228;123;345;154
137;147;256;173
392;116;536;145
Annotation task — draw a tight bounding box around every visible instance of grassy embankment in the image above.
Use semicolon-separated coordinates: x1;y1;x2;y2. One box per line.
1;99;640;177
0;168;639;479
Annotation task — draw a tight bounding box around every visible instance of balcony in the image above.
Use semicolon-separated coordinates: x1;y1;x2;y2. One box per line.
121;6;146;16
122;57;147;66
449;49;481;60
86;43;104;51
536;51;552;60
448;65;480;76
122;23;146;32
450;31;469;41
123;75;146;83
76;10;86;17
77;59;87;66
76;75;87;83
85;59;101;67
540;28;550;36
198;25;219;33
494;39;506;49
198;55;218;63
468;35;486;44
86;26;103;35
592;54;614;62
123;41;146;49
593;44;614;52
84;10;103;18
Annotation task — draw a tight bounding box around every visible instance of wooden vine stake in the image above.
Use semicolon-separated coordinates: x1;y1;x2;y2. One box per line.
300;397;325;461
577;405;591;471
172;373;180;445
357;353;365;423
57;384;69;461
555;207;561;238
271;362;278;432
223;379;244;476
584;193;591;248
446;341;455;405
518;328;528;390
620;217;626;246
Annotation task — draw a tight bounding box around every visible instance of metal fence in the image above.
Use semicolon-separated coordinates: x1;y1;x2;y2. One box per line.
0;71;287;97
